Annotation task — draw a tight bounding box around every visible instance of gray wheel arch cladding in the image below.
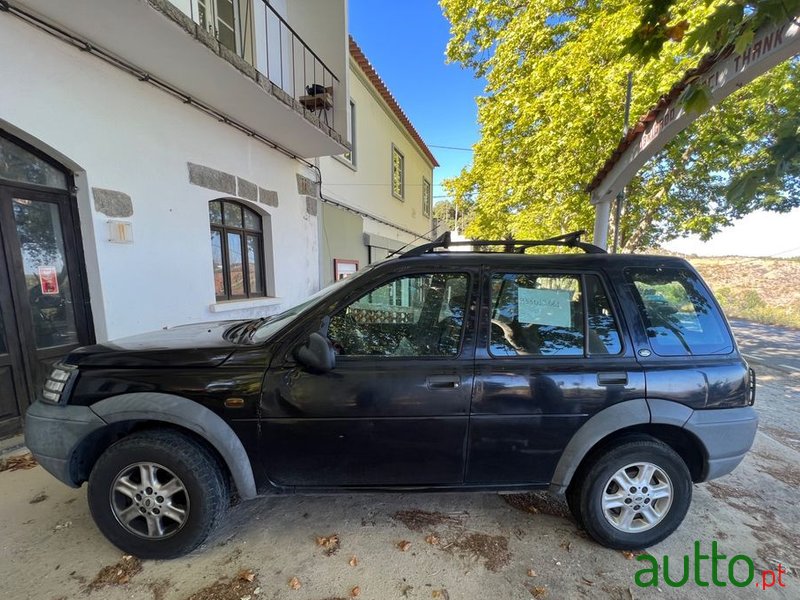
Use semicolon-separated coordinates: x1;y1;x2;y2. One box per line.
90;392;257;499
549;398;695;494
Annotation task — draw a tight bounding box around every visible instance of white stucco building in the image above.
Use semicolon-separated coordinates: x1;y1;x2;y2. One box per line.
0;0;436;436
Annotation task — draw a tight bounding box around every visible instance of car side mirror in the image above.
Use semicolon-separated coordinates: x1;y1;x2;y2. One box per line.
294;332;335;373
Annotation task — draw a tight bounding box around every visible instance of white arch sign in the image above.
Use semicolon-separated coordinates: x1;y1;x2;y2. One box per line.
589;16;800;249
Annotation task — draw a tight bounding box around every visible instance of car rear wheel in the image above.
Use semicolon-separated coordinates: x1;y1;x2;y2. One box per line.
88;429;228;559
571;438;692;549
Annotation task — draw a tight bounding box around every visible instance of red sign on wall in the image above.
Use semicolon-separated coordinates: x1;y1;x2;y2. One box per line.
38;266;59;295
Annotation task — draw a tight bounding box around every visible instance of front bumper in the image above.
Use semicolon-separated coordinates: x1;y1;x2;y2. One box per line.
24;401;106;487
685;406;759;481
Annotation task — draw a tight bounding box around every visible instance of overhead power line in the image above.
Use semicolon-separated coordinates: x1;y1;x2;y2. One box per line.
428;144;474;152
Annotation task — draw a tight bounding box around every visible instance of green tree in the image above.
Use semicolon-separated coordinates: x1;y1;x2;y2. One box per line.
440;0;800;251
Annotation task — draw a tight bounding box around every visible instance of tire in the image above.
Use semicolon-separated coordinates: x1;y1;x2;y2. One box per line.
572;437;692;550
88;429;228;559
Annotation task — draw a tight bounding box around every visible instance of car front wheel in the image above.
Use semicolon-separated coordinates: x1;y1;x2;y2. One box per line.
572;438;692;550
88;429;228;559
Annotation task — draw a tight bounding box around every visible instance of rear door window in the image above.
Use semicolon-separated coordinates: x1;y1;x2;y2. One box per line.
489;273;623;357
489;273;584;356
625;267;733;356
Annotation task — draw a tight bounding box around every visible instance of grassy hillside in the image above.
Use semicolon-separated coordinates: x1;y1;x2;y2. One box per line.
686;256;800;329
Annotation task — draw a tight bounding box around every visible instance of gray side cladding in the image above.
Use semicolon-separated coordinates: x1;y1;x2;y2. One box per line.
91;392;257;499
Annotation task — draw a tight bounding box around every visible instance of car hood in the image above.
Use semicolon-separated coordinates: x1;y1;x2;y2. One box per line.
66;320;243;368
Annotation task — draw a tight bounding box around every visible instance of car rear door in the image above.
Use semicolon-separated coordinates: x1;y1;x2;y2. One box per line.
466;265;645;485
259;266;479;487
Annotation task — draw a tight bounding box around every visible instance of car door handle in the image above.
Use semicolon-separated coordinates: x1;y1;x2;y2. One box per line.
427;375;460;389
597;372;628;385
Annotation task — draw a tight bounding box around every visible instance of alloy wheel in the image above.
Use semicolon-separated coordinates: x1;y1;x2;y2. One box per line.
109;462;190;539
601;462;673;533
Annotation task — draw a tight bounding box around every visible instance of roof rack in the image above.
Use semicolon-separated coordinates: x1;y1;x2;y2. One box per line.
399;230;606;258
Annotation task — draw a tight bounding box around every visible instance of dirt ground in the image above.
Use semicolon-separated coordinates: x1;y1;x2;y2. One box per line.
1;365;798;600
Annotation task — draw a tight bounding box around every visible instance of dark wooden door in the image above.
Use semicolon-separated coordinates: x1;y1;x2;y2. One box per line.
0;231;28;438
0;184;93;434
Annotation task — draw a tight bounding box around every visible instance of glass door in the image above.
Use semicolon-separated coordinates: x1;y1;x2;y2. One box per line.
0;185;93;427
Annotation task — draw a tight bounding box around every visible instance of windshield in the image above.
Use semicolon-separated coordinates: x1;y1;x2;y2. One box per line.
249;268;371;343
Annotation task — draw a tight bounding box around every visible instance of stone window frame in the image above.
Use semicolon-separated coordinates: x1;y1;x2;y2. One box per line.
422;177;432;218
391;143;405;200
343;100;356;166
209;199;269;302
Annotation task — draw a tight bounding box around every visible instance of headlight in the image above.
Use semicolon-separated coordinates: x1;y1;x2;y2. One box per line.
41;364;77;404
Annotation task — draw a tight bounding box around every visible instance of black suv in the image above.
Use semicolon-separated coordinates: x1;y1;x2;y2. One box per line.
25;232;758;559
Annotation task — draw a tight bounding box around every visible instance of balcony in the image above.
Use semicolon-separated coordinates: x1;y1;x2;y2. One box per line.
11;0;349;158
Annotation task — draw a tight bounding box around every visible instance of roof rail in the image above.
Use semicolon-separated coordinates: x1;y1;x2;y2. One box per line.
399;230;606;258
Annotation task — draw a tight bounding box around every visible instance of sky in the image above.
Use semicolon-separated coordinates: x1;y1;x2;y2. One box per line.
348;1;800;257
348;0;482;198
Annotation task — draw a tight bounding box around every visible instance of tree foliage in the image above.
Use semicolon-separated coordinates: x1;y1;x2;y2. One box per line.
440;0;800;251
432;198;474;233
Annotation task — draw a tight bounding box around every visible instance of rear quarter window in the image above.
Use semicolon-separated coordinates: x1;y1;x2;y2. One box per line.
624;267;733;356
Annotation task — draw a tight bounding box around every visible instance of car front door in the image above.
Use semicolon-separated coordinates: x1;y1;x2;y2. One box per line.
259;267;477;487
466;267;645;485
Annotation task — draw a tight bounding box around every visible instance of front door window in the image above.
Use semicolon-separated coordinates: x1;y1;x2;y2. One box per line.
327;272;469;357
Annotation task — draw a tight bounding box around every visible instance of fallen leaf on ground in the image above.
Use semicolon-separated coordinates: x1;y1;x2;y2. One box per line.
183;571;260;600
238;569;255;582
350;585;361;597
450;532;511;572
621;550;635;560
397;540;412;552
88;555;143;591
425;534;440;545
392;509;466;532
0;453;37;472
349;556;358;567
432;590;450;599
581;577;594;586
316;534;341;556
527;568;537;577
530;586;547;599
288;576;301;590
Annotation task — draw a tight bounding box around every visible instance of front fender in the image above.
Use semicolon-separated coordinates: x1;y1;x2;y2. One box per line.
91;392;257;499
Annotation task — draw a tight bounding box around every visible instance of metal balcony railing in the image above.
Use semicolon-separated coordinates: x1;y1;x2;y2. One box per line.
187;0;339;133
